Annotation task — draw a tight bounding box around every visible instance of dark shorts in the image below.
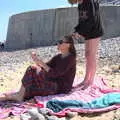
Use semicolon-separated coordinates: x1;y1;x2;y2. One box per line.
21;66;58;100
75;21;104;40
75;1;104;40
84;30;103;40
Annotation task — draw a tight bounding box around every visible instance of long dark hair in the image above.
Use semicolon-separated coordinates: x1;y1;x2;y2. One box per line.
64;35;76;57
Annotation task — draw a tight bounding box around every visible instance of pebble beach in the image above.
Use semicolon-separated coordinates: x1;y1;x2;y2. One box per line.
0;37;120;120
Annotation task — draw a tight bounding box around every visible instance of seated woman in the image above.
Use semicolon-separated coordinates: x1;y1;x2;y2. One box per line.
0;35;76;102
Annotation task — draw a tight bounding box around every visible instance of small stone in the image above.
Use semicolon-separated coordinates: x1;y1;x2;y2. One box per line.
67;112;78;118
28;108;45;120
20;113;31;120
0;83;4;86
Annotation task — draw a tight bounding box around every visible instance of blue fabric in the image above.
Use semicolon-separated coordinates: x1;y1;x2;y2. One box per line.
46;92;120;112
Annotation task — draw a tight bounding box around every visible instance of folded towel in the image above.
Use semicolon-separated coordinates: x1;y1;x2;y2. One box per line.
47;92;120;112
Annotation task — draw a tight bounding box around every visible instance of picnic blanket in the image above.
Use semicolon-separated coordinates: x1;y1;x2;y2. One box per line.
0;76;120;118
0;101;27;119
0;100;43;119
35;76;120;117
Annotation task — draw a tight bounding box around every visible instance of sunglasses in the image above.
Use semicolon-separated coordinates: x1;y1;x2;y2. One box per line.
57;40;71;45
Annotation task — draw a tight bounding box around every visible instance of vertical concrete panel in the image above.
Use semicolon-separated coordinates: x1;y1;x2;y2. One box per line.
31;10;56;47
100;6;120;39
6;13;34;50
53;7;78;42
6;16;15;50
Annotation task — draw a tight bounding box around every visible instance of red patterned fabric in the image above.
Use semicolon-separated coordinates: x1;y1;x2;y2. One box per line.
22;66;58;99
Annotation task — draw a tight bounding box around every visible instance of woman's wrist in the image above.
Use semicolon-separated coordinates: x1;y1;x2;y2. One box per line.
42;63;50;72
38;61;50;72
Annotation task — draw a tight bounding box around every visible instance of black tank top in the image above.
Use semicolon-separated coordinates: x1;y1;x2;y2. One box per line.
74;0;104;40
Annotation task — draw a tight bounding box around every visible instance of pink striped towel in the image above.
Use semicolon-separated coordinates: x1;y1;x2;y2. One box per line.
35;76;120;116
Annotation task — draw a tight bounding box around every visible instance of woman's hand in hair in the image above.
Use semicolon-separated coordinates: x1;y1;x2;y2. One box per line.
72;32;84;40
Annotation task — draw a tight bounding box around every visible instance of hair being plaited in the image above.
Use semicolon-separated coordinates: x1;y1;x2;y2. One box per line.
64;35;76;57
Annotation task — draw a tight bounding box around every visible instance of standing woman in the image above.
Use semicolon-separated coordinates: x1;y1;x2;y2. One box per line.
68;0;104;89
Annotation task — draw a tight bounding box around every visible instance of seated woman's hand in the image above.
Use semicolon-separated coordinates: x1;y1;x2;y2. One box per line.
31;52;44;67
31;52;38;62
31;64;41;70
31;64;42;74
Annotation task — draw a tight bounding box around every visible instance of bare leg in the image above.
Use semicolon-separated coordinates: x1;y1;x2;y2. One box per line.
80;37;100;89
0;85;25;102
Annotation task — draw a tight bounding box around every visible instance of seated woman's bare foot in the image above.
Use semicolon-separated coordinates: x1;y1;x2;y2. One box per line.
0;94;8;101
4;92;24;102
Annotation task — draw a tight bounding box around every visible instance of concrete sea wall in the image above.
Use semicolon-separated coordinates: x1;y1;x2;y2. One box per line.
6;6;120;50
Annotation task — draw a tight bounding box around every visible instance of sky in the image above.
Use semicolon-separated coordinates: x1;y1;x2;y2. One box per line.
0;0;72;42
